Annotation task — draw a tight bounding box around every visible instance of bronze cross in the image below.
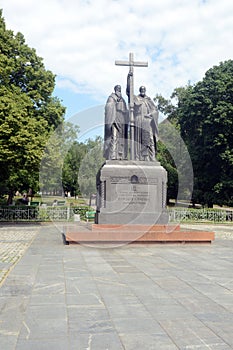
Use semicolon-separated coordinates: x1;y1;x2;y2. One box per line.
115;52;148;160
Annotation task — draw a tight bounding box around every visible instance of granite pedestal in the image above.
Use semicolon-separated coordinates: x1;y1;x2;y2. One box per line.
65;160;215;244
95;160;168;225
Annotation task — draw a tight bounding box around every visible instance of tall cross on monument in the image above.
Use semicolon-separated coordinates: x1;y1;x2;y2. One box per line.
115;52;148;160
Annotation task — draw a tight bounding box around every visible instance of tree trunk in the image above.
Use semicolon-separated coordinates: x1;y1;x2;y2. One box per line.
7;190;14;205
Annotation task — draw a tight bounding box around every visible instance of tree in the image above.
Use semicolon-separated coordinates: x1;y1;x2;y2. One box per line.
157;140;178;204
62;136;105;200
157;119;193;205
0;10;65;203
62;141;87;197
40;122;79;196
78;136;105;199
155;60;233;207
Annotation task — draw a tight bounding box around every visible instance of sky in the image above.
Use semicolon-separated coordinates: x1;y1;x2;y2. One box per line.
1;0;233;138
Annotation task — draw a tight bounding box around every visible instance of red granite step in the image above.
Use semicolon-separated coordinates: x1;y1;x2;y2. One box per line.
65;224;215;244
92;224;180;232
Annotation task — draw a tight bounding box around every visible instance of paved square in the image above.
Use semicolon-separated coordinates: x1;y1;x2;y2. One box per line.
0;223;233;349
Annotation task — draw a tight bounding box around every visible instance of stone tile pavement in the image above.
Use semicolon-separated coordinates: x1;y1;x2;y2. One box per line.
0;225;39;285
0;223;233;349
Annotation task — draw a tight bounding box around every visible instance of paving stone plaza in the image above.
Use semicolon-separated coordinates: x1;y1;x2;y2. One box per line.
0;223;233;349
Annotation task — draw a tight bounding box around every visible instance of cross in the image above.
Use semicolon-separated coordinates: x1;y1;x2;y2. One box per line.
115;52;148;160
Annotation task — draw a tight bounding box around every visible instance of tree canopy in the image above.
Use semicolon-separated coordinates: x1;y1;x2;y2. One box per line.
62;136;105;199
155;60;233;207
0;10;65;203
40;122;79;196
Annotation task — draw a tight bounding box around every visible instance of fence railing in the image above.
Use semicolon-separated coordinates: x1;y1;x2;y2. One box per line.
168;208;233;223
0;206;90;222
0;206;232;223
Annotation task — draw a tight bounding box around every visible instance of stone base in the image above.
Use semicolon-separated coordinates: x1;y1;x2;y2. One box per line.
64;224;215;244
96;160;168;225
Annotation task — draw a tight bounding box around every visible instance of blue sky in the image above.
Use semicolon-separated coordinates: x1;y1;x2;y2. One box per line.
1;0;233;137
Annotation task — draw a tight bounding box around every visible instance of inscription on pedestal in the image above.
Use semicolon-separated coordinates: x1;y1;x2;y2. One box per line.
114;182;156;212
118;191;148;205
110;176;157;185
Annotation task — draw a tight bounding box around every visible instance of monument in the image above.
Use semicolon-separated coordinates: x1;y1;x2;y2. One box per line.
64;53;215;244
96;53;168;225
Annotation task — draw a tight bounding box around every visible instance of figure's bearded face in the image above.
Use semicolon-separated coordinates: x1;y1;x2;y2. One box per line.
139;86;146;97
115;89;122;98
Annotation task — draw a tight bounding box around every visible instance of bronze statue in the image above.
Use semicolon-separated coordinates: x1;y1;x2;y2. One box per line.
115;53;148;160
103;53;158;161
129;82;158;161
103;85;128;160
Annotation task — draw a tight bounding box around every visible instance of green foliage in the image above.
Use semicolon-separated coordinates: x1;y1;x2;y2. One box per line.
40;122;79;195
157;119;193;203
78;136;105;198
72;206;94;220
62;136;105;199
0;11;66;203
154;93;177;119
157;140;178;203
156;60;233;207
62;141;87;196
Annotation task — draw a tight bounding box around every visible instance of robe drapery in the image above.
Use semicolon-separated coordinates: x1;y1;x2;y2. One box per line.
133;95;158;161
103;93;128;160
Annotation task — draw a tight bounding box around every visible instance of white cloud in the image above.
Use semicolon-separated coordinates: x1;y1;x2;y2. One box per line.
1;0;233;104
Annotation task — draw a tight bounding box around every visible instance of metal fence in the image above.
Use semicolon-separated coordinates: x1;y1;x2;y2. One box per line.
0;207;39;221
0;206;232;223
168;208;233;223
0;206;75;222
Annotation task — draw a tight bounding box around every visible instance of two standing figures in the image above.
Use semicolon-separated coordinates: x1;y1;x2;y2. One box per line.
104;74;158;161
